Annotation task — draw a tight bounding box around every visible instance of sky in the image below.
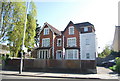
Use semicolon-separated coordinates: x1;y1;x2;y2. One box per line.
35;0;119;53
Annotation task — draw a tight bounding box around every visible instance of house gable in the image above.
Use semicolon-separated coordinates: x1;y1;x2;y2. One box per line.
40;25;53;47
40;23;54;35
63;21;80;60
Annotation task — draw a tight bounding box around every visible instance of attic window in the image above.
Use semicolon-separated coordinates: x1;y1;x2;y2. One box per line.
84;27;88;32
69;26;74;35
44;28;49;35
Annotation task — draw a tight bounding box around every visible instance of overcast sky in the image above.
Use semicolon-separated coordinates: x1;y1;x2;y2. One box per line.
35;0;119;53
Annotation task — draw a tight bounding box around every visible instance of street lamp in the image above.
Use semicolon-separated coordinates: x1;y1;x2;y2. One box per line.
19;1;29;74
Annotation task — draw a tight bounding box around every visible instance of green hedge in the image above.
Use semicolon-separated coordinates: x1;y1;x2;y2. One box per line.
109;57;120;74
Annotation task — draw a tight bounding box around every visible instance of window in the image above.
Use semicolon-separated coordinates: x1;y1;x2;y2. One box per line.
65;50;78;59
67;37;76;47
57;38;62;46
56;50;63;59
84;27;88;32
38;50;49;59
42;38;50;47
86;53;90;59
69;26;74;35
86;39;90;45
44;28;49;35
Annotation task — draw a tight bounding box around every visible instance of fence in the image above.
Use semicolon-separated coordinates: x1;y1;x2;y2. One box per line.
3;58;97;74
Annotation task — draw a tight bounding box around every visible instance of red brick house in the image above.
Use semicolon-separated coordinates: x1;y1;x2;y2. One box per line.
35;21;96;61
36;22;62;59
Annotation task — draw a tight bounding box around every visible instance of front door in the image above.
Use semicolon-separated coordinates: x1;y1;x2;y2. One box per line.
56;50;62;59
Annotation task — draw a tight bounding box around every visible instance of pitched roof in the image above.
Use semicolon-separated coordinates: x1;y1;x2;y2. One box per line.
63;21;74;33
74;22;94;31
74;22;93;27
63;21;94;33
43;22;61;35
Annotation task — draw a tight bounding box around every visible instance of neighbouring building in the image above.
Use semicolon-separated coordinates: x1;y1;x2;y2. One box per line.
112;26;120;52
0;44;10;56
33;21;97;61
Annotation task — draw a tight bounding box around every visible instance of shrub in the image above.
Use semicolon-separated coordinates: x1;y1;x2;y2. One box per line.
109;57;120;74
115;57;120;73
109;65;116;71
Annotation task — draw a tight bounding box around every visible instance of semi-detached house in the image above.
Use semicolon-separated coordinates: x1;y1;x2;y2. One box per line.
36;21;97;61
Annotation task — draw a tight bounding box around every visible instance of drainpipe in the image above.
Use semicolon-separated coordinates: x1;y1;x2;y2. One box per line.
79;32;81;71
63;35;65;59
52;32;54;59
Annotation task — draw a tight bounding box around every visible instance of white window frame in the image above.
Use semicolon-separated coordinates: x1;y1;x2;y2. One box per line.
38;50;49;59
57;38;62;46
84;27;88;32
42;38;50;47
69;26;74;35
65;49;78;60
44;28;49;35
67;37;76;47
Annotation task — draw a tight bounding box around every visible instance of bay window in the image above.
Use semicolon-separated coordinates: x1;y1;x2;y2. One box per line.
65;49;78;59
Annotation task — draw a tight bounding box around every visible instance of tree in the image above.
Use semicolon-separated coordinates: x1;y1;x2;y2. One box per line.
25;1;37;50
7;2;26;57
1;1;37;57
98;45;112;58
0;2;13;42
34;20;41;47
8;2;36;56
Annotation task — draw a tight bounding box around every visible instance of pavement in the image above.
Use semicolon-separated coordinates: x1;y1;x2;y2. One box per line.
0;67;119;80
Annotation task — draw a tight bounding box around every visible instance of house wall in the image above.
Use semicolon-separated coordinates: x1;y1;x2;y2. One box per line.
38;25;54;58
39;25;53;47
63;24;80;59
63;24;80;48
31;49;37;58
80;32;96;60
54;35;63;59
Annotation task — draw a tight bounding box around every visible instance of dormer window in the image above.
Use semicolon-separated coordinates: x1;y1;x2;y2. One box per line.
69;26;74;35
44;28;49;35
84;27;88;32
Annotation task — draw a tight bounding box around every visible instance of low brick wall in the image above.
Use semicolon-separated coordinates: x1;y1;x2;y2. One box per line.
3;59;97;74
